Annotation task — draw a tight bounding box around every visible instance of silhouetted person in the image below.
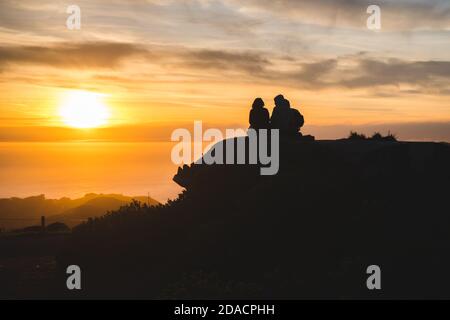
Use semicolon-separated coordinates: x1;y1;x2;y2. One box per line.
271;95;308;138
289;108;304;135
249;98;270;130
271;95;291;133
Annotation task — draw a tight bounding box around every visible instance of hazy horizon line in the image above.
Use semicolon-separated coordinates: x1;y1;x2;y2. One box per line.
0;121;449;143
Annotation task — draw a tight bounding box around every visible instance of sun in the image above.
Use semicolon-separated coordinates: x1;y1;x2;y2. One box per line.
59;91;110;128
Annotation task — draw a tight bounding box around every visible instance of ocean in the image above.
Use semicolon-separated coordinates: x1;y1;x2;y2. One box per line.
0;142;183;203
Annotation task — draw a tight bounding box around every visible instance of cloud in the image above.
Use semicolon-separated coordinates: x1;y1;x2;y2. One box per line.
282;56;450;94
0;42;147;69
338;59;450;90
286;59;339;88
235;0;450;30
1;40;449;96
149;46;450;95
0;41;275;82
179;49;271;74
0;0;49;31
179;0;263;35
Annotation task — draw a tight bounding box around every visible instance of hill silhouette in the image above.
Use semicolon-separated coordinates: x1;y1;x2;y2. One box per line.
57;137;450;299
0;193;159;230
47;197;128;228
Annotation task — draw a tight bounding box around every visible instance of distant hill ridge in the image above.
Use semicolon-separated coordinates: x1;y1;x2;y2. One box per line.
0;193;159;229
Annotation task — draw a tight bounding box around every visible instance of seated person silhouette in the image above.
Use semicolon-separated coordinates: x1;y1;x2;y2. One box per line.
270;94;291;133
249;98;270;130
289;108;305;135
271;94;309;139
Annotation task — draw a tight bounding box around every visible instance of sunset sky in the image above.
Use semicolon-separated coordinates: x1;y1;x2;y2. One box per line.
0;0;449;140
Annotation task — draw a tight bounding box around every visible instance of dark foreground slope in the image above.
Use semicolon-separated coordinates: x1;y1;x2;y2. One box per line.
58;138;450;299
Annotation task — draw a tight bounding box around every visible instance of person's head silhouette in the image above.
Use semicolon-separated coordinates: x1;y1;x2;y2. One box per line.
274;94;284;107
252;98;265;110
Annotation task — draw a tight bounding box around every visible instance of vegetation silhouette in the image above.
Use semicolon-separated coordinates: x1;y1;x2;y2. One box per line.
53;96;450;299
348;131;397;142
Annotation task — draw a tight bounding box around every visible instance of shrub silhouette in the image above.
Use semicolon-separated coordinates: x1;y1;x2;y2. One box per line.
348;131;367;140
384;131;397;142
348;131;397;142
371;132;383;140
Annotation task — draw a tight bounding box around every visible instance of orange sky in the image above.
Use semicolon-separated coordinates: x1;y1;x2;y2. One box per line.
0;0;449;140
